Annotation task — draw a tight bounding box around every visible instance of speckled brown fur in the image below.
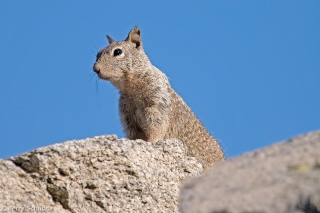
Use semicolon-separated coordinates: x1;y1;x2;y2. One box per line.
93;26;224;170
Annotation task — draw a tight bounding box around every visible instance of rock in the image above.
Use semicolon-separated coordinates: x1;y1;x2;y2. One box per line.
180;131;320;213
0;159;68;212
3;131;320;213
0;135;202;212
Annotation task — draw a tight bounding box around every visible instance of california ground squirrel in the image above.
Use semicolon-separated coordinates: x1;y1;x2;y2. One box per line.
93;26;224;170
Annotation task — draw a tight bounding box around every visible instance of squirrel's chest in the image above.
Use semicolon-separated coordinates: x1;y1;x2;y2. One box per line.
120;94;145;116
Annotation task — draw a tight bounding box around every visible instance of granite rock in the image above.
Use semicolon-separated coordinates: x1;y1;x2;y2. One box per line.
0;135;202;212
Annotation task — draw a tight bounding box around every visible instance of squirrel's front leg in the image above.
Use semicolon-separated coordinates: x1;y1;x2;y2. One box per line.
119;95;148;141
137;106;169;142
145;125;167;142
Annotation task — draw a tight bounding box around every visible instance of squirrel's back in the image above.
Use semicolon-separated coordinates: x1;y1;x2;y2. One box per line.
166;89;224;167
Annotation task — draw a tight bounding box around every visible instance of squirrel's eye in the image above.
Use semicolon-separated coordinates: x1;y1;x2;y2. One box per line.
114;49;122;56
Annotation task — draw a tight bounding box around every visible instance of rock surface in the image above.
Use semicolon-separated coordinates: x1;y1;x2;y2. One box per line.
2;131;320;213
180;130;320;213
0;135;202;213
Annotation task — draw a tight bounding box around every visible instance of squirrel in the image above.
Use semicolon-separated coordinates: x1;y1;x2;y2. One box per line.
93;26;224;170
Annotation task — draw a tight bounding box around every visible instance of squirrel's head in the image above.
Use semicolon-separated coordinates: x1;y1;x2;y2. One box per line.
93;26;148;87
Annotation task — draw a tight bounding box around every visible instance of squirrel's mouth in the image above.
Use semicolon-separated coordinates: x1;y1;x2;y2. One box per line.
97;73;110;80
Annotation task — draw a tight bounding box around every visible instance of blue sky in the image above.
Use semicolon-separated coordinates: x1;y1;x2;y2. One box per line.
0;1;319;159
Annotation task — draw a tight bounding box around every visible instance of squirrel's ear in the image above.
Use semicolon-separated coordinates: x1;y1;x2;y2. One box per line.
106;35;115;44
125;26;143;50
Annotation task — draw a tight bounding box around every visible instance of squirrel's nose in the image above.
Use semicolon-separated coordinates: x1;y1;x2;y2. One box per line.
93;63;100;74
